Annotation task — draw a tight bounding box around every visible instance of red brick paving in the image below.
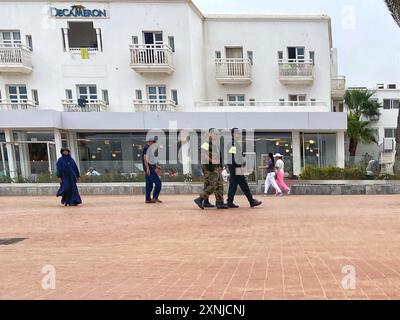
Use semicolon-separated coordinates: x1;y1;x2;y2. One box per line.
1;194;400;300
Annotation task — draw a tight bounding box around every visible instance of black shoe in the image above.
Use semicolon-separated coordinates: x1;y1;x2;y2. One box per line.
216;201;229;209
250;199;262;208
194;197;204;210
227;202;239;208
203;199;215;208
145;199;156;204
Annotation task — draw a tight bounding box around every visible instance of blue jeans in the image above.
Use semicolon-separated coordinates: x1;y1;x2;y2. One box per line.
145;167;162;201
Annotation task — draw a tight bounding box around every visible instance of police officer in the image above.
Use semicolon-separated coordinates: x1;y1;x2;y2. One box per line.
226;128;262;208
194;128;228;210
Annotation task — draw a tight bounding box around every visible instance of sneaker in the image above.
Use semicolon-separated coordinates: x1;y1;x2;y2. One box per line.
194;197;204;210
227;202;239;208
203;200;215;208
287;189;291;195
152;198;163;203
145;199;156;204
276;193;283;197
250;199;262;208
216;201;229;209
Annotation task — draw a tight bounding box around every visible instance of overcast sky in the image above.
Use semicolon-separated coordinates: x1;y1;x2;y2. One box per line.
193;0;400;88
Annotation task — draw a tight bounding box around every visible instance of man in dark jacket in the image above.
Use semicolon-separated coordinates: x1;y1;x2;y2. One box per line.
226;128;262;208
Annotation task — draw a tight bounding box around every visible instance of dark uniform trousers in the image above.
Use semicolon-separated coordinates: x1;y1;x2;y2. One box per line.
227;169;253;204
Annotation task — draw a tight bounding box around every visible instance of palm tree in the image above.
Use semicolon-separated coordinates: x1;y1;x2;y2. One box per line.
345;89;381;159
385;0;400;173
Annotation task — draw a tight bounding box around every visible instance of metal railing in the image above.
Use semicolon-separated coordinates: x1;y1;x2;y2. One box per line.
62;99;107;112
195;100;327;108
331;76;346;91
130;44;174;66
278;59;314;77
0;99;37;110
0;43;32;67
215;58;252;79
133;99;177;112
68;47;99;54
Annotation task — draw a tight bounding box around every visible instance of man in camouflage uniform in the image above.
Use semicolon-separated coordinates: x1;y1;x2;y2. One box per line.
194;128;228;210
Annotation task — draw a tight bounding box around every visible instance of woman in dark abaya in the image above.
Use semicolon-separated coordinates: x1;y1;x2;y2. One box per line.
56;147;82;206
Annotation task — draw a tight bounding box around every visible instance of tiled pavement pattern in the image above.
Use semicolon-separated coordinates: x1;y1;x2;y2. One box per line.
1;194;400;300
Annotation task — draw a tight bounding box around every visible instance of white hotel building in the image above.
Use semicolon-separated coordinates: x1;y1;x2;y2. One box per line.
0;0;347;181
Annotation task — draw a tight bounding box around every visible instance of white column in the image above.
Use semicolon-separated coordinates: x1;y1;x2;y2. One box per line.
67;131;80;171
96;28;102;51
4;129;17;181
181;140;192;175
17;132;31;178
292;131;302;176
54;129;63;160
336;131;345;168
63;28;70;51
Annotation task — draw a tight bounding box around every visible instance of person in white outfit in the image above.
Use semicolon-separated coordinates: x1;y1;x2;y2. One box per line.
263;153;282;196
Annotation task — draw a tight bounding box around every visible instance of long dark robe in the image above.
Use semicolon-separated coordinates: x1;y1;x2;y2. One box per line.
56;154;82;206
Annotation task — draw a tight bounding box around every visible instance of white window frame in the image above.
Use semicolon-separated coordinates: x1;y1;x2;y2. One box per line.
77;85;98;101
147;85;167;101
7;85;28;102
227;94;245;107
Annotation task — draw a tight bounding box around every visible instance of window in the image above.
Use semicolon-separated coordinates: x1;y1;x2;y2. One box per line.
278;51;283;61
385;128;396;138
31;89;39;105
249;98;255;106
67;22;99;50
7;85;27;102
77;85;97;101
0;89;2;100
309;51;315;64
227;94;245;107
147;85;166;101
289;94;306;106
287;47;305;62
0;31;21;47
171;89;178;105
168;36;175;52
388;84;397;89
65;89;73;100
25;35;33;51
301;133;337;168
310;98;316;106
215;51;221;59
383;99;400;109
279;98;285;106
144;31;163;45
135;89;142;100
377;84;384;89
247;51;253;65
217;98;224;106
132;36;138;44
101;89;109;105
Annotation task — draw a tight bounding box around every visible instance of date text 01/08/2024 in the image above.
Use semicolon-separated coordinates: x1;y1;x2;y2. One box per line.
154;304;246;318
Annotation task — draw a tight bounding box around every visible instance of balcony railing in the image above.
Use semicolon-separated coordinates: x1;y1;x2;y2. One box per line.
0;44;33;74
133;99;177;112
0;99;37;110
331;76;346;100
130;44;174;74
62;99;107;112
195;100;327;112
215;58;252;84
68;47;99;54
278;59;314;84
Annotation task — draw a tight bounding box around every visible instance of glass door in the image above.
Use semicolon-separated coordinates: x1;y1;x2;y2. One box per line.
0;31;22;47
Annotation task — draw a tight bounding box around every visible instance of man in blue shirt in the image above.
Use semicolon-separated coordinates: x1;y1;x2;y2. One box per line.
142;136;162;203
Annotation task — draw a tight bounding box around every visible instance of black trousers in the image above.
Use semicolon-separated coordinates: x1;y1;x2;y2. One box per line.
227;174;253;204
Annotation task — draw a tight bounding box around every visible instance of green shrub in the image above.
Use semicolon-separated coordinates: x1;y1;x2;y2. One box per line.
299;165;365;180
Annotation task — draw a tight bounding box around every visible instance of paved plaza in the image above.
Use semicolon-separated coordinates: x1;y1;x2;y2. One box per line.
1;194;400;300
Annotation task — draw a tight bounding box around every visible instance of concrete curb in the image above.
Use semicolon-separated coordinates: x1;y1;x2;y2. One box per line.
2;181;400;196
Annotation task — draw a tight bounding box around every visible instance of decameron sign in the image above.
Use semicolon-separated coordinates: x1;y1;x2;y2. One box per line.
50;5;108;18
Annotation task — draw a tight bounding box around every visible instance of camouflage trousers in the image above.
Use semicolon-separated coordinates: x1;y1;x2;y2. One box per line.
200;165;224;202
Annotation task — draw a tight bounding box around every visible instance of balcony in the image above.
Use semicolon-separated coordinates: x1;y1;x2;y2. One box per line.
215;58;252;84
62;99;107;112
133;99;177;112
0;44;33;74
0;99;36;110
130;44;174;74
331;76;346;100
278;59;314;85
195;100;327;112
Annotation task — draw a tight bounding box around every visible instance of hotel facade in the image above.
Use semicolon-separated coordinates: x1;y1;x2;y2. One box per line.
0;0;347;182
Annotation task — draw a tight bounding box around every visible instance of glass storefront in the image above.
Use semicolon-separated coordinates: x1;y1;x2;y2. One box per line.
0;132;8;179
301;133;337;168
12;131;57;177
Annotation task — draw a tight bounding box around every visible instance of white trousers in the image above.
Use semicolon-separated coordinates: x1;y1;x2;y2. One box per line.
264;172;282;194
